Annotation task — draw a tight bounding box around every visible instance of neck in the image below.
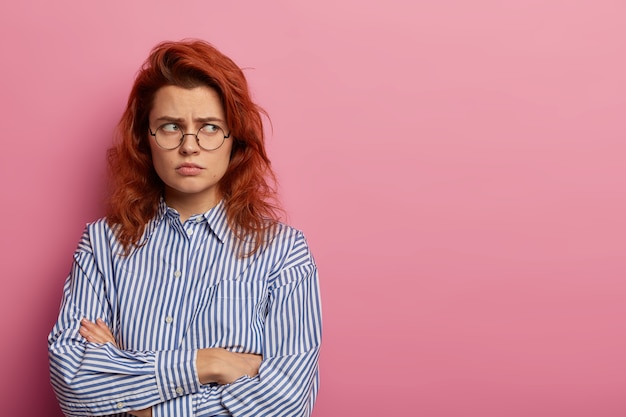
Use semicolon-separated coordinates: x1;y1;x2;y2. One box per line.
164;190;220;223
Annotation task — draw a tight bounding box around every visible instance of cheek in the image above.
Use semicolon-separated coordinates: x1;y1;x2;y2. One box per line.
209;161;228;181
150;150;170;180
217;153;233;175
221;143;235;169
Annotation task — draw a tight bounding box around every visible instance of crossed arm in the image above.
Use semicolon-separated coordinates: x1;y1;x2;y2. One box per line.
79;318;262;417
50;226;321;416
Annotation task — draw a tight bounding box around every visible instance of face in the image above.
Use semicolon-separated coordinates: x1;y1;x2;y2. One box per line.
148;85;232;212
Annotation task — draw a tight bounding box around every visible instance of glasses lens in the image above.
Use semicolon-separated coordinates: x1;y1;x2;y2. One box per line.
197;124;226;151
155;124;182;150
153;123;227;150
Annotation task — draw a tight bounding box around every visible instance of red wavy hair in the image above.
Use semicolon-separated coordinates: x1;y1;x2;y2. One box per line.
106;39;281;254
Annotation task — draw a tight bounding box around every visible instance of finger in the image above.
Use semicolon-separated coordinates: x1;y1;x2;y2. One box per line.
79;328;100;343
80;318;104;339
78;327;90;339
80;317;97;330
90;328;114;343
79;318;110;344
96;320;115;341
92;318;117;345
96;319;114;336
79;328;97;344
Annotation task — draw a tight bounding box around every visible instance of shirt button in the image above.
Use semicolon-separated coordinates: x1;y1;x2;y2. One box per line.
174;270;181;278
116;402;125;409
195;217;203;223
186;228;193;236
176;386;184;395
165;316;173;324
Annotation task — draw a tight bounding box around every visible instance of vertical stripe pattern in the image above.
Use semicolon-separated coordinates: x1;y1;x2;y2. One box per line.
48;200;322;416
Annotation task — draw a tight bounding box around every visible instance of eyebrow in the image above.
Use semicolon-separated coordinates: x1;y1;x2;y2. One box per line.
153;116;226;125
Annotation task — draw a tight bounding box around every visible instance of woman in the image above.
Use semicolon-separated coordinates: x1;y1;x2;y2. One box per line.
48;39;322;417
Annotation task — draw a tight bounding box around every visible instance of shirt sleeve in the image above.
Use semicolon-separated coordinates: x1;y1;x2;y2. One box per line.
205;231;323;417
49;225;322;417
159;232;322;417
48;230;205;416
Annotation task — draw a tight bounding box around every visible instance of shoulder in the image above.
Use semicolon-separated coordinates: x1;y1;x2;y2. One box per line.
270;221;308;248
75;217;122;254
265;222;316;270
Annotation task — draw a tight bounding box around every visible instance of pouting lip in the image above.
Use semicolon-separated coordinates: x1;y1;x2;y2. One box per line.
176;162;204;169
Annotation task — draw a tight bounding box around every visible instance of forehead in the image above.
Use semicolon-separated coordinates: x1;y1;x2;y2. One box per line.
150;85;224;120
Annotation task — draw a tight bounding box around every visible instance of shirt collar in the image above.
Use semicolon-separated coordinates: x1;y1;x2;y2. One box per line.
156;198;230;243
201;200;230;243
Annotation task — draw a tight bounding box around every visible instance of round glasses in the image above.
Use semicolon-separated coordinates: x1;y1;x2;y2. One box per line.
149;123;231;151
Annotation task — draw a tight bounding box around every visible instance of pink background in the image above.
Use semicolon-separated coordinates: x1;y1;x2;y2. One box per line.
1;1;625;416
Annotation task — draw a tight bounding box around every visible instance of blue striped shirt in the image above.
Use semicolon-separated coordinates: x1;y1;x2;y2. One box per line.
48;200;322;416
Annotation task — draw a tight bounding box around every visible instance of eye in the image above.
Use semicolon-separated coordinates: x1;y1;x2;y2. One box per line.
200;124;220;134
159;123;180;133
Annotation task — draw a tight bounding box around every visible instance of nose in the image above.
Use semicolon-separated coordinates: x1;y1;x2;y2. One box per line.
179;133;200;154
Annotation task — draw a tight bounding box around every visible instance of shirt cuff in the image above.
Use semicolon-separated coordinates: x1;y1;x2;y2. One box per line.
155;349;201;402
152;394;195;416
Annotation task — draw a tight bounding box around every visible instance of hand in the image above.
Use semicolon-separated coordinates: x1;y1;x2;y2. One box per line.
80;319;150;416
79;318;117;347
196;348;262;385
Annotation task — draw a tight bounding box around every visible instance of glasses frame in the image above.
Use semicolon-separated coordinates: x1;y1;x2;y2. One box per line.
149;123;231;151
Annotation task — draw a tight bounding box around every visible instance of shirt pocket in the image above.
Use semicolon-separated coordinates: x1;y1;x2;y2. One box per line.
194;278;268;352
